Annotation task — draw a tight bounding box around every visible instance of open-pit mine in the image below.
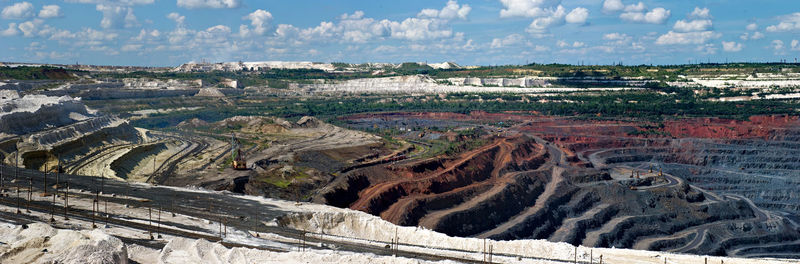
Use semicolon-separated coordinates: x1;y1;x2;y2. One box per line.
1;62;800;263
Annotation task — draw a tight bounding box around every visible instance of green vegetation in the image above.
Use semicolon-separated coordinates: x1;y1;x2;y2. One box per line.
0;66;76;80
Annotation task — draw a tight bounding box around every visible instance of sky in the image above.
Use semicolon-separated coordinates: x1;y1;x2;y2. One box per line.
0;0;799;67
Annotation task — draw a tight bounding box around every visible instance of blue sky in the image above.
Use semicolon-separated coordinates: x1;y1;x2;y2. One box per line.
1;0;799;66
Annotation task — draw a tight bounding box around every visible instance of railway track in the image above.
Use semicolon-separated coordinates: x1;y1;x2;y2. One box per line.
144;132;209;183
64;143;137;174
0;164;593;264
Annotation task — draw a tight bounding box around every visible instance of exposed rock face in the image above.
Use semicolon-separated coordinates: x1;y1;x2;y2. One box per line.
195;88;225;97
0;223;128;264
298;75;642;94
0;95;92;135
0;89;19;100
173;61;336;72
318;113;800;258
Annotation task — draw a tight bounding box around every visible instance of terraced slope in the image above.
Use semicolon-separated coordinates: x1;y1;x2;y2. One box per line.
318;114;800;259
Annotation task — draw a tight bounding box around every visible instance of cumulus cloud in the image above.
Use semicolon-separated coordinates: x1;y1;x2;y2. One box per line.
740;31;763;41
603;0;669;24
771;40;784;53
96;4;138;28
602;0;624;13
766;13;800;32
274;1;471;43
17;18;42;37
526;6;567;35
1;2;34;19
121;44;141;52
565;7;589;24
673;19;712;32
177;0;240;9
689;7;710;19
490;33;524;49
418;0;470;20
695;43;716;54
790;39;800;51
620;7;670;24
557;40;584;48
38;5;62;18
496;1;589;35
722;41;743;52
242;9;272;36
655;30;721;45
64;0;154;5
498;0;561;18
1;22;19;36
623;2;645;12
603;32;629;41
746;23;757;31
167;12;185;25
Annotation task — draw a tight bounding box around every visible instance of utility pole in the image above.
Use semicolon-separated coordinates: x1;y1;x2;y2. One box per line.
574;246;578;263
55;157;60;190
64;171;69;220
157;206;162;239
483;238;486;263
15;153;20;214
50;165;56;223
27;168;32;213
43;164;47;197
148;207;154;240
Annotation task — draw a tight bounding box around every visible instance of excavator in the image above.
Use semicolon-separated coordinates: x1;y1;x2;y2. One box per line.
231;133;248;170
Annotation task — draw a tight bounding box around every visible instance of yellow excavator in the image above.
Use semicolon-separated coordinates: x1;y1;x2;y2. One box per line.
231;133;248;170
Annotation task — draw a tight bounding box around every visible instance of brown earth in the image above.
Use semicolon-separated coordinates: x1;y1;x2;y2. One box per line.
317;112;800;259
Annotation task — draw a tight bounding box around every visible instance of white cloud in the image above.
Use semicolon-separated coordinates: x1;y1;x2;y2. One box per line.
497;1;587;35
603;33;629;41
177;0;239;9
673;19;712;32
746;23;757;31
242;9;272;36
167;12;185;25
655;30;720;45
771;40;784;53
64;0;154;5
623;2;645;12
689;7;710;19
498;0;560;18
1;22;19;36
273;2;469;43
38;5;62;18
766;13;800;32
121;44;141;51
565;7;589;24
2;2;34;19
721;41;743;52
418;0;470;20
620;7;670;24
17;19;40;37
96;4;138;28
602;0;624;13
390;17;454;41
490;33;524;49
556;40;584;48
790;39;800;51
740;31;764;41
526;5;566;35
695;43;716;54
131;28;160;41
